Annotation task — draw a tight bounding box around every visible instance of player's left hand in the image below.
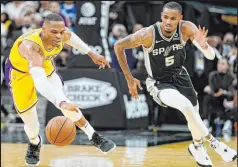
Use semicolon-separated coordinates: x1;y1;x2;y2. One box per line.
194;25;208;49
90;52;111;69
127;77;143;100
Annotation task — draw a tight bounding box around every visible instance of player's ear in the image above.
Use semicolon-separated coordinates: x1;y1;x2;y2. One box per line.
180;15;183;20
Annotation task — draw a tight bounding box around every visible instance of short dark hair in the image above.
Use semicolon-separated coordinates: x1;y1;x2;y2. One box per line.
44;13;64;24
163;2;182;14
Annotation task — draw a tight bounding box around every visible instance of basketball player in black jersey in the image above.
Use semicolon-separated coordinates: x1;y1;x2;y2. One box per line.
114;2;237;167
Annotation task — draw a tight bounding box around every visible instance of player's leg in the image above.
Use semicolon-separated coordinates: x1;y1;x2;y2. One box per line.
47;72;116;153
188;101;203;140
18;107;42;165
159;89;237;164
179;69;237;163
157;88;213;166
146;77;212;166
190;97;236;163
4;61;42;165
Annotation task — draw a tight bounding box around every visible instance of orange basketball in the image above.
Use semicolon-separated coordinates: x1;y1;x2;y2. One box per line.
45;116;76;146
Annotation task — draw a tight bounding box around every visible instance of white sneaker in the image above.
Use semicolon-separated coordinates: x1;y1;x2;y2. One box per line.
188;143;213;167
210;139;237;162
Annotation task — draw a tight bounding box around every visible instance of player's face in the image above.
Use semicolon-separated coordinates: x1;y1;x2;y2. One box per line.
43;21;66;47
217;59;229;73
161;8;182;33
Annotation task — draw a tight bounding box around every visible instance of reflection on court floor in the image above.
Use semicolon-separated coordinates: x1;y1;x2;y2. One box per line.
1;137;237;167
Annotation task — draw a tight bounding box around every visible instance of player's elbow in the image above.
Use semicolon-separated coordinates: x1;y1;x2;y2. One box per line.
114;41;123;52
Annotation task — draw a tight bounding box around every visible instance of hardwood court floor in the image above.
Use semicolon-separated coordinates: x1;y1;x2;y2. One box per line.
1;137;237;167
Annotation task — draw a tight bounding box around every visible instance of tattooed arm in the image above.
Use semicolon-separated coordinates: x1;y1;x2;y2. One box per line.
114;27;153;99
18;40;67;109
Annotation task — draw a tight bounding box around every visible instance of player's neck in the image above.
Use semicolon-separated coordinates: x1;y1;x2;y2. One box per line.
160;26;176;38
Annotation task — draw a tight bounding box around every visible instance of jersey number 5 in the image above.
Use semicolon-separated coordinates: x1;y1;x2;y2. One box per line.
165;55;174;66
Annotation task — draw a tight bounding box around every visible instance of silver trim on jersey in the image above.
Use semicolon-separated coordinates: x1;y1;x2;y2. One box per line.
182;66;189;75
145;77;168;107
143;48;153;77
157;22;177;42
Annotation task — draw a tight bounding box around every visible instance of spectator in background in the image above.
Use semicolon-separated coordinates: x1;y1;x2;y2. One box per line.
221;32;234;57
32;13;43;29
55;48;70;68
192;35;221;116
49;1;70;28
60;1;76;32
227;35;237;75
222;78;238;138
1;11;13;49
202;58;235;132
109;23;135;71
19;7;37;33
38;1;50;15
4;1;24;20
1;11;15;58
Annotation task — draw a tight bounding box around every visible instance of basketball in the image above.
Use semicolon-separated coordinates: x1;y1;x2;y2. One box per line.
45;116;76;146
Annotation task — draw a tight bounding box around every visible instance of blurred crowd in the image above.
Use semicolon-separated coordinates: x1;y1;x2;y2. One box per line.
1;1;237;138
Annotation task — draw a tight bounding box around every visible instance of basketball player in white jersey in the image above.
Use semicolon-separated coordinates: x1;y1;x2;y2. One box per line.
114;2;237;167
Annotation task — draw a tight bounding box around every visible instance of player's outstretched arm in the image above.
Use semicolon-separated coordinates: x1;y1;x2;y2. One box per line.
18;40;67;109
114;28;152;99
184;21;215;60
63;28;110;69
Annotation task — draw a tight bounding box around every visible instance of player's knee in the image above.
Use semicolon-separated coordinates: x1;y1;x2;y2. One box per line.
61;109;83;122
175;95;194;114
182;102;195;116
194;103;199;113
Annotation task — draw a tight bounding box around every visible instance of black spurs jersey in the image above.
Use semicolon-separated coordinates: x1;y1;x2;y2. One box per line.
143;21;186;82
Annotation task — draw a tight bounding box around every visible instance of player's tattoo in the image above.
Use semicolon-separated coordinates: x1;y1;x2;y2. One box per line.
116;28;149;48
20;40;44;68
114;28;150;81
30;42;43;55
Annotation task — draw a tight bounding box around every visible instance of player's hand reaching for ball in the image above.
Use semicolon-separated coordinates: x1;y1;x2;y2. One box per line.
194;25;209;49
88;51;111;69
59;101;83;112
127;77;143;100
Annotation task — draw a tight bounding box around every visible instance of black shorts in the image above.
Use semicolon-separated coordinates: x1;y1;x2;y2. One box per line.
150;67;198;107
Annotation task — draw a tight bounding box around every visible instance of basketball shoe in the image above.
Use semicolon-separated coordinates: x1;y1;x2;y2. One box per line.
25;135;42;166
188;142;213;167
210;138;237;162
90;132;116;154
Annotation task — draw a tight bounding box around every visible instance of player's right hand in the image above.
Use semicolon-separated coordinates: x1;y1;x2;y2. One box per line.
59;101;83;112
127;77;143;100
